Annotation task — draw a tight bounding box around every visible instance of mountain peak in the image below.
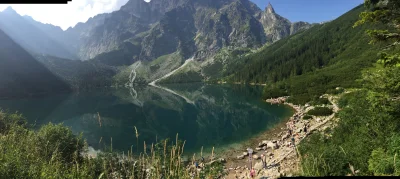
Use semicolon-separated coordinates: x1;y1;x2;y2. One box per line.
3;6;18;14
23;15;34;21
266;2;275;14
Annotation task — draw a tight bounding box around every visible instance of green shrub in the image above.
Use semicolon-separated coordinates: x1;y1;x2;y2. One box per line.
303;115;313;120
307;107;333;116
35;123;84;164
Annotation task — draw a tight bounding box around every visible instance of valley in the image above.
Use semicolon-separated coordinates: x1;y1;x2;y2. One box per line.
0;0;399;178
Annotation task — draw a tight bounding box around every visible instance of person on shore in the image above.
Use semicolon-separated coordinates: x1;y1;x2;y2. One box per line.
261;154;267;169
250;168;256;178
291;137;295;148
263;155;267;169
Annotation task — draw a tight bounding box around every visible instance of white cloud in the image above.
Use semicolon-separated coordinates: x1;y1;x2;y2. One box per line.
0;0;131;30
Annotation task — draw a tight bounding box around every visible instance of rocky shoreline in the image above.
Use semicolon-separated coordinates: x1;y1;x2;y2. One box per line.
221;95;339;179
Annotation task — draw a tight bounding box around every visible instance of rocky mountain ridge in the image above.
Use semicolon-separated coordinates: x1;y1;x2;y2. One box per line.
0;0;311;62
0;0;314;88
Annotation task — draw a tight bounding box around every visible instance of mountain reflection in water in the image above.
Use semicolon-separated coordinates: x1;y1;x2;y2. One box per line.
0;83;293;153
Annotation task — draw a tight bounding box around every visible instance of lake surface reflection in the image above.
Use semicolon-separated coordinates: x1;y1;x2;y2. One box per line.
0;84;293;153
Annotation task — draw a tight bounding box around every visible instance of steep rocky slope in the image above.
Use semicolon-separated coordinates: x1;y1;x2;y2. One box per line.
258;3;313;43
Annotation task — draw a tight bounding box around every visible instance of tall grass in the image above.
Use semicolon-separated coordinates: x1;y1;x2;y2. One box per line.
0;111;225;178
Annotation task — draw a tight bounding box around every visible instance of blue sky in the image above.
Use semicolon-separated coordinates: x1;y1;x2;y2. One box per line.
250;0;364;23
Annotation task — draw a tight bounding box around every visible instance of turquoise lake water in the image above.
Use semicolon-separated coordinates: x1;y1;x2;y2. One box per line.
0;84;293;153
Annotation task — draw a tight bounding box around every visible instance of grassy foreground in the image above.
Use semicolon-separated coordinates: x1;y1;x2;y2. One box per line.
0;111;224;179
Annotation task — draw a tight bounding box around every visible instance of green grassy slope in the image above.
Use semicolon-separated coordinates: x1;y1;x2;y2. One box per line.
113;52;185;85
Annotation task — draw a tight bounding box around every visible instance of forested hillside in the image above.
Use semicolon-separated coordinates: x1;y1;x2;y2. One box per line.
225;5;373;83
34;55;118;90
222;5;383;104
0;29;71;99
299;0;400;176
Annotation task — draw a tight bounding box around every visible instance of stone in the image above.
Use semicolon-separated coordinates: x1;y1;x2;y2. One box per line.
218;158;226;163
256;147;262;151
243;152;249;156
258;142;264;147
296;128;302;133
267;141;279;149
253;155;260;160
282;132;290;140
262;140;269;145
237;155;245;159
267;141;274;149
262;146;267;150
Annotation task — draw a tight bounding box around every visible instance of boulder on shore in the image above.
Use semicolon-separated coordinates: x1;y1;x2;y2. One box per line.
253;155;260;160
267;141;279;149
237;155;245;159
282;132;290;140
259;140;269;147
218;158;226;163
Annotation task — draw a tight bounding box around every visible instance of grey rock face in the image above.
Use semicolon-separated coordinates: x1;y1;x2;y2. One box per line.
57;0;308;61
259;3;312;43
0;0;314;84
290;21;313;34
